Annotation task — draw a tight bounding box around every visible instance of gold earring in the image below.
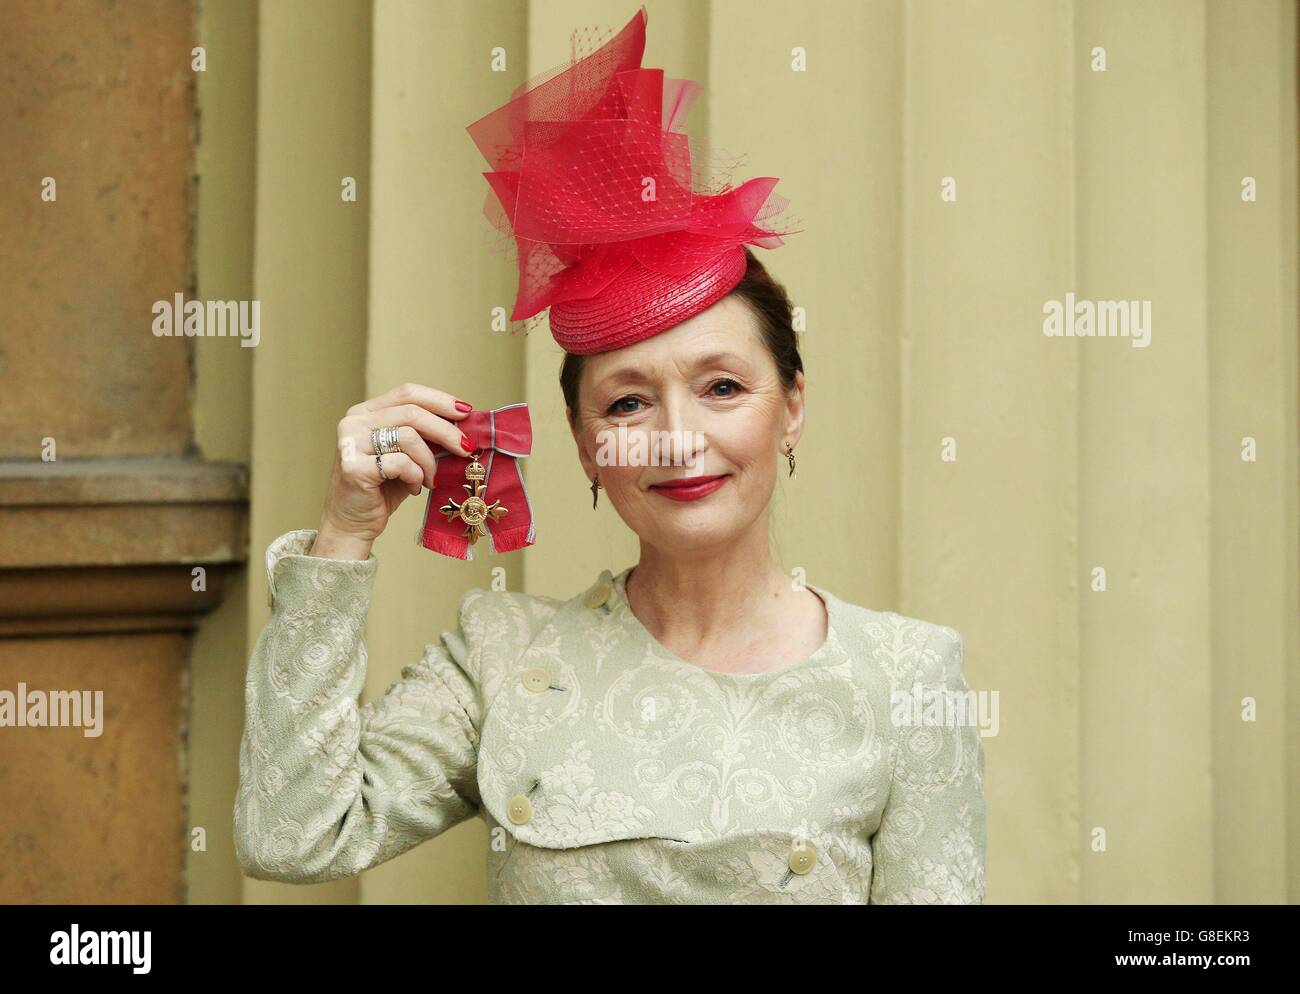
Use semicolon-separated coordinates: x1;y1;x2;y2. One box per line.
785;442;796;479
590;475;602;509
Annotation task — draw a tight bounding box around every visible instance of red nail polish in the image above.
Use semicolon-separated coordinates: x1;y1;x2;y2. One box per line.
455;400;473;412
460;433;473;452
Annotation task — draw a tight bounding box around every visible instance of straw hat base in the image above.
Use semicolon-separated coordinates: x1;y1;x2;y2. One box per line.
548;247;748;355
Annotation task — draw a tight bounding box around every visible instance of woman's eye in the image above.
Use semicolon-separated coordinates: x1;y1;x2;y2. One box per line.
710;378;743;397
608;396;642;415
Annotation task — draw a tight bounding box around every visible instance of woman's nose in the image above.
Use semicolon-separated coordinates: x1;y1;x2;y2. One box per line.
651;393;705;467
653;390;691;437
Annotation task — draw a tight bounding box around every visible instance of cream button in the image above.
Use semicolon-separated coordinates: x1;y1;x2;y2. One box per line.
584;582;611;609
506;794;533;825
787;843;817;875
521;667;550;693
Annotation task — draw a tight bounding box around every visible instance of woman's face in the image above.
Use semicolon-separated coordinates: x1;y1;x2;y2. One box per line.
569;295;805;556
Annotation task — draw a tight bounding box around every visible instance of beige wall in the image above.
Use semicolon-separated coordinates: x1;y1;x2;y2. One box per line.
188;0;257;907
191;0;1299;904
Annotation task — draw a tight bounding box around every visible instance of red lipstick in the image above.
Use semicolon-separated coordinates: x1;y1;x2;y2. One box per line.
648;474;728;501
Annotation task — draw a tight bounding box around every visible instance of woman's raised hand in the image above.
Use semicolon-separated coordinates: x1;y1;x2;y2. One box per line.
310;383;475;561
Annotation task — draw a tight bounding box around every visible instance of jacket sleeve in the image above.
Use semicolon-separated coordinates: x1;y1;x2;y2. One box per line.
869;625;987;904
234;529;483;883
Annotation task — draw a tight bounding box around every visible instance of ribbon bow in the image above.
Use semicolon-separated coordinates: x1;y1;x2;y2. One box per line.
419;403;535;560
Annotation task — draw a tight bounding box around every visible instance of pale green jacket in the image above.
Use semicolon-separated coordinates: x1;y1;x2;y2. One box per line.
234;529;987;904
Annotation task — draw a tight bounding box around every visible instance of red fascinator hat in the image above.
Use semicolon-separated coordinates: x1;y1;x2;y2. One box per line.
466;5;798;355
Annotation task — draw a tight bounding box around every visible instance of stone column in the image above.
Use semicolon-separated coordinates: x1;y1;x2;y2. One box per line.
0;0;248;903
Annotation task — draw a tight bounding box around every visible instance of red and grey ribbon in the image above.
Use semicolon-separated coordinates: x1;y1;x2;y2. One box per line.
419;402;535;560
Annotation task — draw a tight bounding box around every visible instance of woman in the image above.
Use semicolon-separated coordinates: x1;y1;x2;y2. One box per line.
234;6;986;905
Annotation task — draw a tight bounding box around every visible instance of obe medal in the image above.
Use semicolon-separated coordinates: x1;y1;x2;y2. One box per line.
439;451;508;546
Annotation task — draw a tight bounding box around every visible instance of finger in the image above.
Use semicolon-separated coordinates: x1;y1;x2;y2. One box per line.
360;425;437;488
348;382;471;422
372;451;423;493
353;405;473;456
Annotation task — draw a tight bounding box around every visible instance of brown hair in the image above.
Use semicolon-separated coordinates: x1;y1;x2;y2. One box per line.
560;247;802;426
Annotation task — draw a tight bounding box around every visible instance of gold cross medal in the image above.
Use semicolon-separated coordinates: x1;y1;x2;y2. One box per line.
439;451;508;546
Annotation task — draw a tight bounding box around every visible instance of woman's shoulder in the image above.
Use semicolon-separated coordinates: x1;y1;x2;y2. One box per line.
810;583;968;688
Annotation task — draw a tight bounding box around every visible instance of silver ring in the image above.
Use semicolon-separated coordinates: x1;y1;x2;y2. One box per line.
371;425;402;455
375;453;388;480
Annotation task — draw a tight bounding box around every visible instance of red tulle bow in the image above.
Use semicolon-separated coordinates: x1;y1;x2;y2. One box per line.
419;403;534;560
465;4;799;354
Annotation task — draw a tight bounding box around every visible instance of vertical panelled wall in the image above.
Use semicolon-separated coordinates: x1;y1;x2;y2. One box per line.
901;0;1080;903
231;0;1296;904
893;0;1297;904
1072;0;1297;904
242;0;373;905
1202;0;1297;903
189;0;257;907
1073;0;1214;904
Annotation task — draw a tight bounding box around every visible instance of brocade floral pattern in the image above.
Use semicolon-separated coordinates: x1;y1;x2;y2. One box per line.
234;529;987;904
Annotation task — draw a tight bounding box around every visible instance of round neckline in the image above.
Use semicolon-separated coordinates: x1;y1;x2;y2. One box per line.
607;566;840;680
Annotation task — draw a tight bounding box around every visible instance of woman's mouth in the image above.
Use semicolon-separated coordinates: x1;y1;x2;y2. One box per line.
648;474;729;501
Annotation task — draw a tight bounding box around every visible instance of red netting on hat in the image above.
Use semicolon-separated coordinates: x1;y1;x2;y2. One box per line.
465;4;800;353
